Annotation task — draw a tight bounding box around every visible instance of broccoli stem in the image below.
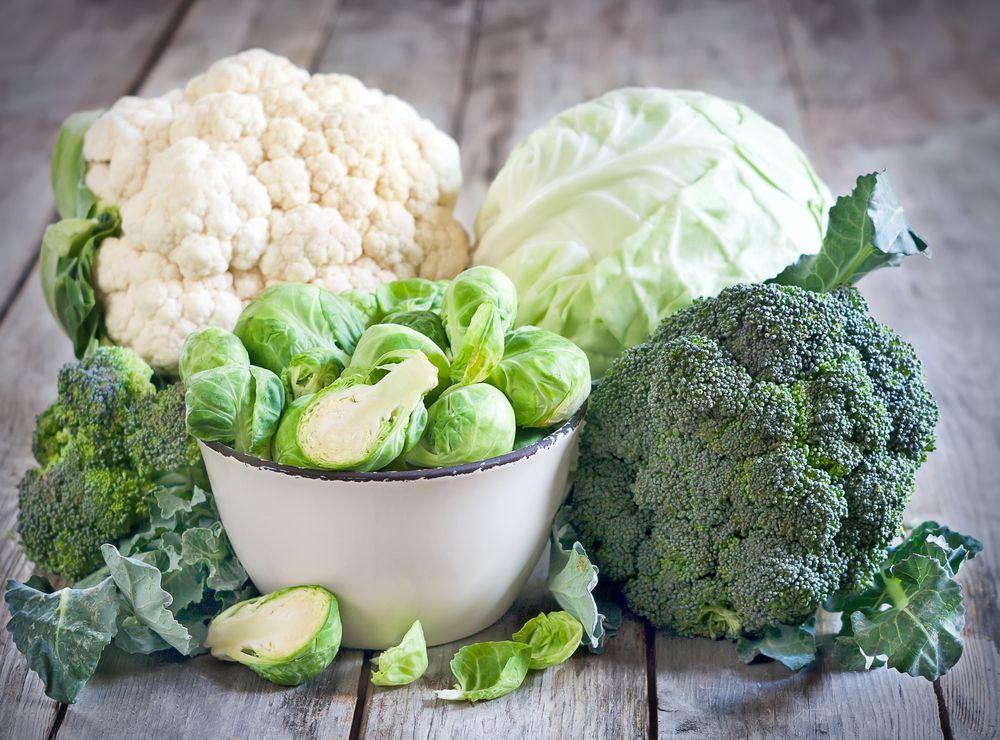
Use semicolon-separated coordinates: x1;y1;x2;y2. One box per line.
884;577;909;610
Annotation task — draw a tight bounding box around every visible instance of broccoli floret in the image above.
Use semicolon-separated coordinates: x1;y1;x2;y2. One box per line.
17;348;202;580
570;283;937;638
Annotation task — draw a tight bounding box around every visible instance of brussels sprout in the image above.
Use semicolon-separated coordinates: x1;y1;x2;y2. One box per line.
487;326;591;427
402;383;516;469
380;310;449;352
370;620;428;687
442;266;517;346
205;585;341;686
234;283;366;375
449;303;505;385
512;611;583;669
184;364;285;457
345;323;450;399
513;427;550;450
375;278;446;315
281;348;343;399
342;289;381;327
272;394;313;467
291;352;438;471
178;327;249;382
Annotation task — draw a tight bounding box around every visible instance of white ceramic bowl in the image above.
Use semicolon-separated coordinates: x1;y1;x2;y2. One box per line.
199;410;583;650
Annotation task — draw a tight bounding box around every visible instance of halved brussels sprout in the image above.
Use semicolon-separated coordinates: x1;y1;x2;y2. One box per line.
449;303;505;385
184;364;285;457
402;383;516;469
205;585;341;686
442;266;517;351
281;348;343;399
345;323;450;399
178;327;249;382
234;283;366;375
375;278;447;315
487;326;591;427
293;351;438;471
380;310;449;352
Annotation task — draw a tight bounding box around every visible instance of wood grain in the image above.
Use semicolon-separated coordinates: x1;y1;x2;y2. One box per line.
0;0;190;315
357;556;648;740
777;0;1000;736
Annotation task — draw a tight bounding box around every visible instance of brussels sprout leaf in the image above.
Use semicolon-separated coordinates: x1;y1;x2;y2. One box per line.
371;620;429;686
736;619;817;672
512;611;583;669
773;171;928;291
435;641;532;702
4;576;120;703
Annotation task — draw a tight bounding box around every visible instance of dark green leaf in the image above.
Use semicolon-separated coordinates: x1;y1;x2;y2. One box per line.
772;171;928;291
736;619;817;671
889;521;983;575
850;554;965;680
4;576;119;703
181;523;248;592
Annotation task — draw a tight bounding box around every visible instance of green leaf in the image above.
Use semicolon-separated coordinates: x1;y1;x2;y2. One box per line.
101;544;193;655
435;641;532;702
735;619;817;672
772;171;927;291
51;109;102;219
4;576;120;703
512;611;583;669
888;521;982;575
547;511;611;651
370;620;428;686
39;206;120;358
850;554;965;680
181;523;248;592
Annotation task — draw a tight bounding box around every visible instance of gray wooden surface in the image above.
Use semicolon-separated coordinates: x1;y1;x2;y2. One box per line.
1;0;997;738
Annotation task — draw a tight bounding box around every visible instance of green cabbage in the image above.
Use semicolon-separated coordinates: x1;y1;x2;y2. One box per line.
473;88;831;376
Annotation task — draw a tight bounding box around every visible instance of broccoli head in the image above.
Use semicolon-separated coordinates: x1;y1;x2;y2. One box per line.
17;348;202;580
570;283;937;638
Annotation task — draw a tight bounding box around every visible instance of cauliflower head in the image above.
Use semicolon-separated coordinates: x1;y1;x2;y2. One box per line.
81;50;469;372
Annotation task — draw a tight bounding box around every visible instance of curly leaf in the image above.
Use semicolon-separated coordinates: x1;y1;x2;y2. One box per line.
850;554;965;680
4;576;120;703
512;611;583;669
736;619;817;672
773;171;927;291
888;520;982;575
101;544;193;655
548;512;610;651
181;522;248;592
370;620;428;687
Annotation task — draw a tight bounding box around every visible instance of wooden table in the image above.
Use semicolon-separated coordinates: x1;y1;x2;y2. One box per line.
1;1;997;737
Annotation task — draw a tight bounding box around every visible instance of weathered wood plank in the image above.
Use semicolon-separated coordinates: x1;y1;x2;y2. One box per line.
656;632;944;738
0;0;189;314
778;1;1000;737
312;0;479;134
358;556;649;740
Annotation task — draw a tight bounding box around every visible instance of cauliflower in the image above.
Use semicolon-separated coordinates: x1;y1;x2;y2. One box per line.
75;50;469;373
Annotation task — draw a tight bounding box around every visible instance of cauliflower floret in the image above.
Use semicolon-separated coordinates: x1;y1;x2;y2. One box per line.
82;49;469;373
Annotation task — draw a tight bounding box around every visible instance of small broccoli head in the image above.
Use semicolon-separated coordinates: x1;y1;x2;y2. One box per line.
125;382;202;478
16;447;148;580
571;283;937;637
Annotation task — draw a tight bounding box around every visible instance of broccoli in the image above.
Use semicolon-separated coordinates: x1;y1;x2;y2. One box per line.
570;283;938;638
17;347;202;580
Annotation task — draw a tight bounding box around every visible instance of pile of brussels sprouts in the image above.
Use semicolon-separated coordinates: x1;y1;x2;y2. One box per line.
181;266;592;472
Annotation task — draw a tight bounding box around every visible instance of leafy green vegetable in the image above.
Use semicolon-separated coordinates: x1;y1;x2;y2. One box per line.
178;327;249;383
234;283;366;375
381;310;449;352
344;323;450;399
474;88;832;376
512;611;583;669
401;383;516;468
281;348;343;399
735;619;817;672
442;266;517;354
375;278;446;315
205;586;342;686
773;172;928;291
4;576;119;703
51;109;101;220
487;326;590;427
184;364;285;457
547;513;613;651
370;620;428;687
830;522;980;680
435;641;532;702
449;302;505;386
39;206;121;358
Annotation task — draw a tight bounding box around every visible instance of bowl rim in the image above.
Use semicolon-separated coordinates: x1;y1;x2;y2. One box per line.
202;406;585;483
